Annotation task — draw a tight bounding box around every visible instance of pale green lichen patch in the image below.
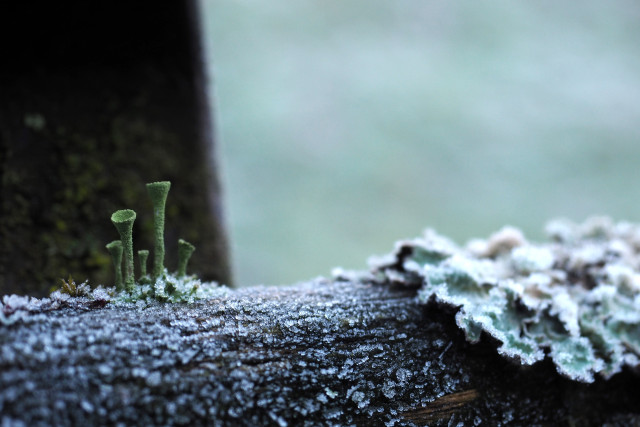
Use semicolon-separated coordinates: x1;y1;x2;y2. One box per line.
115;270;227;304
371;216;640;383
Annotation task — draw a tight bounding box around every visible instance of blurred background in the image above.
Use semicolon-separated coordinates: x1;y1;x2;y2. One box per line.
200;0;640;286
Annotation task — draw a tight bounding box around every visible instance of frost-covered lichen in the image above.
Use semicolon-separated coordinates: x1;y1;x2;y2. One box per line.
116;271;224;304
0;274;224;325
371;216;640;383
105;181;207;299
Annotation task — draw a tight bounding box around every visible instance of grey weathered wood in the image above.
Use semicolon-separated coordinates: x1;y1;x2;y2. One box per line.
0;279;639;426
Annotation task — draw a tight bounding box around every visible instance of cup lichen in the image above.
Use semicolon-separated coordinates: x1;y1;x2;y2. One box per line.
138;249;149;279
110;209;136;289
105;240;123;290
103;181;214;303
146;181;171;280
177;239;196;278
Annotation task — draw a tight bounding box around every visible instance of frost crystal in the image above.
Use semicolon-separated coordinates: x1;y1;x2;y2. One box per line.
1;271;223;326
372;217;640;383
0;288;113;325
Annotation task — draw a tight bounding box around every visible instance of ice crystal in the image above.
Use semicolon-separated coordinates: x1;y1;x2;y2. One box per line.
0;287;113;325
1;271;224;326
372;216;640;382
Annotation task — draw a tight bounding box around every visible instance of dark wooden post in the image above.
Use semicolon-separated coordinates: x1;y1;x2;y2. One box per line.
0;1;232;295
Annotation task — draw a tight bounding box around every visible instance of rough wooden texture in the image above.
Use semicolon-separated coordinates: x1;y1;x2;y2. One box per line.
1;280;639;426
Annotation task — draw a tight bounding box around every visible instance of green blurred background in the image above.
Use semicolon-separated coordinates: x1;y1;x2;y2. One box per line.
200;1;640;286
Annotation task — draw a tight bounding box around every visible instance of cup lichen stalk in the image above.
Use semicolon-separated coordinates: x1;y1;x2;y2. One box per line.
105;240;123;290
138;250;149;279
110;209;137;289
177;239;196;278
104;181;211;303
146;181;171;280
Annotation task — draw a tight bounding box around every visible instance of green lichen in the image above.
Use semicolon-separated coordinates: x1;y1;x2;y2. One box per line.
104;181;216;303
146;181;171;280
115;271;224;304
138;250;149;279
372;217;640;383
1;66;232;296
105;240;123;290
177;239;195;278
110;210;136;289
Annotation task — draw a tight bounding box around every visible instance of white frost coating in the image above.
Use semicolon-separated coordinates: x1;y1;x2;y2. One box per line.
1;287;113;325
119;271;226;304
444;255;498;284
482;226;527;257
325;388;338;399
605;264;640;293
373;216;640;383
395;368;412;383
0;271;225;326
510;246;555;273
545;218;578;243
420;229;460;256
549;291;580;337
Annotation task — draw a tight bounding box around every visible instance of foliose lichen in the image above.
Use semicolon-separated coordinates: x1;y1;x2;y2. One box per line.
371;216;640;383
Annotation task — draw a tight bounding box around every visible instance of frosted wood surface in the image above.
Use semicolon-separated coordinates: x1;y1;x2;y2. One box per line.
0;280;638;426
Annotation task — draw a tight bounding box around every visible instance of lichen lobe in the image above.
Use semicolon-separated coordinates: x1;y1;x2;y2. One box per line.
372;216;640;383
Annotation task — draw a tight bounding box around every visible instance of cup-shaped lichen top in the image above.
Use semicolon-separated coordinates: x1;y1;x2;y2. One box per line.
111;209;137;288
105;240;123;290
146;181;171;279
177;239;196;277
138;249;149;278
